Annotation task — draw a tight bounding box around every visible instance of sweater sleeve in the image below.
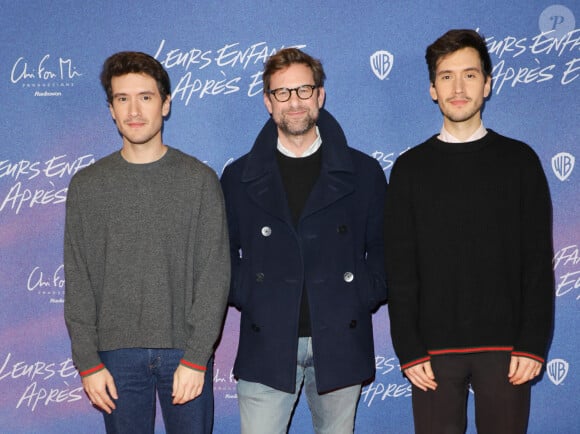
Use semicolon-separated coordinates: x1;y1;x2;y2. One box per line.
181;169;231;370
219;164;243;309
364;159;388;311
63;177;104;376
385;157;430;369
513;150;554;363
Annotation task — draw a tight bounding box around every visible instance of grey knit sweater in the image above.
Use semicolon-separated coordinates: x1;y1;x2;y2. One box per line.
64;147;230;375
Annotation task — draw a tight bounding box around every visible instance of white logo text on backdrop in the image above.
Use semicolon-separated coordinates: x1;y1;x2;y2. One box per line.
551;152;575;181
370;50;394;80
547;358;569;385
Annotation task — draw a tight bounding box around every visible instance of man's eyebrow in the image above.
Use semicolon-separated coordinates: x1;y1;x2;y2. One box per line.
437;66;481;75
112;90;156;97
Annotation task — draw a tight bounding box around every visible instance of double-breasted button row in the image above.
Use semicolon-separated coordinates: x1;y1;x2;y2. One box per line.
255;271;353;283
262;225;348;237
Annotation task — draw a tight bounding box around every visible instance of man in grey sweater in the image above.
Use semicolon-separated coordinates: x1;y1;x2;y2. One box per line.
64;51;230;433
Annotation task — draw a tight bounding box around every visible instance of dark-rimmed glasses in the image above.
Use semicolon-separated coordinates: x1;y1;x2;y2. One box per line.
267;85;318;102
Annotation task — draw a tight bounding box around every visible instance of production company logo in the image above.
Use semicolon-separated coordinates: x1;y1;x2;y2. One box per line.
546;358;569;385
10;53;84;96
27;264;66;304
370;50;394;80
551;152;575;181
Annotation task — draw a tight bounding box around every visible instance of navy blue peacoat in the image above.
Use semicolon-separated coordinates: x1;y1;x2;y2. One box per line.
220;109;387;393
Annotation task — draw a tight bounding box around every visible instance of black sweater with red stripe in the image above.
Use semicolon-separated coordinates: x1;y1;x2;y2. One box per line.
385;130;554;370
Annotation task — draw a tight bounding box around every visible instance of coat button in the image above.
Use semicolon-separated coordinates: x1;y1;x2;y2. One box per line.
256;272;264;282
337;224;348;234
261;226;272;237
251;323;261;332
343;272;354;283
349;320;357;329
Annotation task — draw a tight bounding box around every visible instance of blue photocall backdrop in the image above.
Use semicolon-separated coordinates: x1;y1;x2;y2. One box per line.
0;1;578;433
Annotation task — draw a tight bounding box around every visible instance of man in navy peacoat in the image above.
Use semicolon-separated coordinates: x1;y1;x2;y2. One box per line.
220;48;387;434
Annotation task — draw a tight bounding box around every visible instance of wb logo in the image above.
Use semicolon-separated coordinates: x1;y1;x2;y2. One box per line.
551;152;575;181
547;359;569;385
370;50;394;80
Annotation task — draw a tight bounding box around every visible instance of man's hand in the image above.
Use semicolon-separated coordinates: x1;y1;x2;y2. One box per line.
82;368;118;414
404;361;438;392
508;355;542;385
172;364;205;405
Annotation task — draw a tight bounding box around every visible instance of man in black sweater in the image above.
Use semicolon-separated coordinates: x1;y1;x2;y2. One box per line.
385;29;554;434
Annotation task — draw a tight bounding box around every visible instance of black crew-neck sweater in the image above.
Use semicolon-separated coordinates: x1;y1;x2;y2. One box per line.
385;130;554;369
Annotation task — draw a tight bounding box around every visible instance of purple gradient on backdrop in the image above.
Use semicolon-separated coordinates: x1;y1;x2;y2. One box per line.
1;1;578;433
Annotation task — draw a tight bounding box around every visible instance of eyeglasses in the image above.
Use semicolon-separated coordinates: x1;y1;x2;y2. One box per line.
267;85;318;102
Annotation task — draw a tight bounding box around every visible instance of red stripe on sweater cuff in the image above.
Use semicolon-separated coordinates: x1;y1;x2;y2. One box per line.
180;359;206;371
401;356;431;371
80;363;105;377
512;351;545;364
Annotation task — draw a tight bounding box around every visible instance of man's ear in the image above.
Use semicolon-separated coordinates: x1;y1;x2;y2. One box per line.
108;103;116;120
483;75;492;98
263;92;273;115
316;86;326;108
429;83;438;102
162;95;171;117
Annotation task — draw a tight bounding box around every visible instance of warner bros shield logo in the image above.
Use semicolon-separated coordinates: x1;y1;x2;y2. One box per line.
551;152;575;181
370;50;394;80
547;359;569;385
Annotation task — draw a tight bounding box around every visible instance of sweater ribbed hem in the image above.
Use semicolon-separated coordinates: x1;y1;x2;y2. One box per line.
428;346;513;356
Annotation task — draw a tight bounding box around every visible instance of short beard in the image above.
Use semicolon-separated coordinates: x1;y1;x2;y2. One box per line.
276;113;318;137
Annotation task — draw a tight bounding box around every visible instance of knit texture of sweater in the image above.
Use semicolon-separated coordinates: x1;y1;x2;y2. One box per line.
385;130;554;370
64;147;230;375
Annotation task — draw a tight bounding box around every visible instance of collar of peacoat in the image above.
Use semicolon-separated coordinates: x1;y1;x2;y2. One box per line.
241;108;355;182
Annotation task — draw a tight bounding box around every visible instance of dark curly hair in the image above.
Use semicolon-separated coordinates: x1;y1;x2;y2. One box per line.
100;51;171;103
426;29;492;84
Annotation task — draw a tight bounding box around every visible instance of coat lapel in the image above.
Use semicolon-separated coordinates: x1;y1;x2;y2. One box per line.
245;168;293;224
241;108;356;224
300;109;355;219
301;170;354;219
241;117;293;225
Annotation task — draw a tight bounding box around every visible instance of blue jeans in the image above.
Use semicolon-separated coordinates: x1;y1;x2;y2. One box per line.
237;337;361;434
99;348;213;434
